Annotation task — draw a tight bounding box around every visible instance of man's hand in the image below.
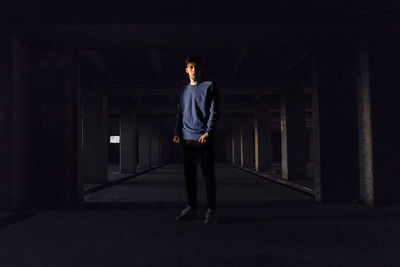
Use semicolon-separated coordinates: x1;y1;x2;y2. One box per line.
173;135;180;144
198;132;209;144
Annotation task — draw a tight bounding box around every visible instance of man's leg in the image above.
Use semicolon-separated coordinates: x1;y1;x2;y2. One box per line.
199;139;216;210
182;140;198;209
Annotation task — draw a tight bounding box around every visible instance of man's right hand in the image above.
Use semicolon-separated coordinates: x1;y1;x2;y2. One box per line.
173;136;180;144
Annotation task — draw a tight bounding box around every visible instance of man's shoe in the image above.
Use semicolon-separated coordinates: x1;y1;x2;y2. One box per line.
204;208;217;224
176;206;197;221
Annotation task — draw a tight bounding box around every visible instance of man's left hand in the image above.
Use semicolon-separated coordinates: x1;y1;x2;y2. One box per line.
198;132;209;143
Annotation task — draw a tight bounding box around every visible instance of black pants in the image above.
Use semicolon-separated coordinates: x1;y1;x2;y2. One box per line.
181;138;216;210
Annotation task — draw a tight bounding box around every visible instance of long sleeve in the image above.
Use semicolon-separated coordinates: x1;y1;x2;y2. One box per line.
206;83;220;135
174;101;183;137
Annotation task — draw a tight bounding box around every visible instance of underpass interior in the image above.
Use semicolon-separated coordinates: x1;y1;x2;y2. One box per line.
1;1;400;266
80;44;314;204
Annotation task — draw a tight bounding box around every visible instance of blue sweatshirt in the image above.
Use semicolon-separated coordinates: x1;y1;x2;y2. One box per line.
175;81;219;141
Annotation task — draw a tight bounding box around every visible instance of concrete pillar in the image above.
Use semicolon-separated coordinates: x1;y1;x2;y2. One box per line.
64;46;81;203
151;124;160;167
356;32;374;206
307;128;314;161
168;130;174;164
161;130;169;165
232;127;241;165
158;135;165;165
119;102;137;174
82;83;108;184
0;36;13;209
226;131;233;164
161;139;166;165
240;122;254;169
307;128;314;178
312;34;359;202
357;25;400;205
28;45;80;206
0;39;81;208
254;104;272;172
281;91;307;180
0;36;31;209
139;122;151;169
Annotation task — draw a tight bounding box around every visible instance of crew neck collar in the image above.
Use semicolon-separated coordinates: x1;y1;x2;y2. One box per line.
190;80;201;85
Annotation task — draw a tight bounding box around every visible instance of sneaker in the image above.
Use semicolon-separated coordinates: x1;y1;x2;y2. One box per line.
204;208;218;224
176;206;197;221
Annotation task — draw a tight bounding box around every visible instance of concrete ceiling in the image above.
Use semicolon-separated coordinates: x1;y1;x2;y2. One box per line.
75;24;313;117
2;0;397;126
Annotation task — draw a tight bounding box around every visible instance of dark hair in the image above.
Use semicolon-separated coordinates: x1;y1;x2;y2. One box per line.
185;55;202;68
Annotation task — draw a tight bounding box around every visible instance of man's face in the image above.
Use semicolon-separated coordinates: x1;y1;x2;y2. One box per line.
185;62;201;81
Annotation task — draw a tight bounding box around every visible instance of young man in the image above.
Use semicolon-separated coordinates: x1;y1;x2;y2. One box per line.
172;55;219;224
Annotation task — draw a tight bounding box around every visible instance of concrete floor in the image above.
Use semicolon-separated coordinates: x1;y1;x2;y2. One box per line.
84;164;150;192
269;162;314;190
106;163;161;183
1;164;400;267
85;163;310;203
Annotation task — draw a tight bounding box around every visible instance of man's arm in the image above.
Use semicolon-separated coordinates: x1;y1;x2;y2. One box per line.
206;83;220;135
174;101;183;137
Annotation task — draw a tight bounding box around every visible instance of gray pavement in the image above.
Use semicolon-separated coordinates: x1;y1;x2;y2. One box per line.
0;163;399;267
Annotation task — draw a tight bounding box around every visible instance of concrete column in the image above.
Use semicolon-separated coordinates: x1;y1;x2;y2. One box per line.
0;36;13;209
0;36;31;209
226;131;233;164
281;91;307;180
166;133;174;163
33;45;80;205
307;128;314;178
64;46;81;203
1;39;81;208
161;139;166;165
151;124;160;167
357;25;400;205
119;102;137;174
356;32;373;206
161;130;169;165
158;135;165;165
240;122;254;169
254;104;272;172
139;122;151;169
312;35;359;202
307;128;314;161
82;83;108;184
232;127;241;165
